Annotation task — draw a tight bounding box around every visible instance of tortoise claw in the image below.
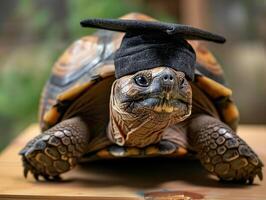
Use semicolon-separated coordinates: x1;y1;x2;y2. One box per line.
19;120;86;181
43;174;61;182
33;174;39;181
21;155;62;181
53;175;62;181
194;121;264;185
20;140;63;181
23;167;29;178
21;155;40;180
248;177;254;185
258;169;263;181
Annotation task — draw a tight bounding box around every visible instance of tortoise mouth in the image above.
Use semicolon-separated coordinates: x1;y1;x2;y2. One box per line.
135;96;190;113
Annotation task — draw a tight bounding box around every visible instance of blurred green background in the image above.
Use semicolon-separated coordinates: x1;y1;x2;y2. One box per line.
0;0;265;151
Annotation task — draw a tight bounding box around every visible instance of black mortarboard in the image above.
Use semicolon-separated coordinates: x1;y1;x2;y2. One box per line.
80;19;225;80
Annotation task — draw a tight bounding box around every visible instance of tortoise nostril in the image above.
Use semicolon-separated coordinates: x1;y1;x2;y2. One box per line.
160;72;176;92
163;74;174;82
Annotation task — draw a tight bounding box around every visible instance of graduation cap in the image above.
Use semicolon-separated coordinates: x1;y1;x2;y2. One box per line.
80;18;226;80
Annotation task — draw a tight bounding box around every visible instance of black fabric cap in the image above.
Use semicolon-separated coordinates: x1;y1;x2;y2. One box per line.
80;19;226;43
80;18;226;79
114;32;196;79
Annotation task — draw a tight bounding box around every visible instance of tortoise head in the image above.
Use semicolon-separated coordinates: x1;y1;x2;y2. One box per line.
108;67;192;147
114;67;192;119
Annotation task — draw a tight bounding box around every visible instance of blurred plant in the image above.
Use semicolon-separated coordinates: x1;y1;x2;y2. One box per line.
67;0;144;39
0;45;56;150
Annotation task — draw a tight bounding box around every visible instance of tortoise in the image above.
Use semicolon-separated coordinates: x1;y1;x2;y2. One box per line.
20;13;263;184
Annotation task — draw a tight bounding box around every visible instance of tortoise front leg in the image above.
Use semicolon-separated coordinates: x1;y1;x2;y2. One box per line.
19;117;90;181
187;114;263;184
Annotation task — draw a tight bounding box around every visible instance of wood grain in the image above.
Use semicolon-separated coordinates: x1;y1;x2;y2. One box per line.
0;125;265;200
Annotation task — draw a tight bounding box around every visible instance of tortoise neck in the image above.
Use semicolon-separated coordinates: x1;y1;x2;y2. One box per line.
107;83;170;148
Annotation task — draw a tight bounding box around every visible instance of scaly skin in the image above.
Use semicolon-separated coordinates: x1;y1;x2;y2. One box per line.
188;115;263;184
20;117;90;180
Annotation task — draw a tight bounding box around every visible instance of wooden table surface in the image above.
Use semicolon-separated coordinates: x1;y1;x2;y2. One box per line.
0;124;265;200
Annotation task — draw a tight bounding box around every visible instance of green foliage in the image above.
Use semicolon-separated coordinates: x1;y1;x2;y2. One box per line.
15;0;51;37
0;47;51;118
67;0;144;39
0;45;54;150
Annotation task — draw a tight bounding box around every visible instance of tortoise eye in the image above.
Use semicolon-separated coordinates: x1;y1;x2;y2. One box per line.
134;75;150;87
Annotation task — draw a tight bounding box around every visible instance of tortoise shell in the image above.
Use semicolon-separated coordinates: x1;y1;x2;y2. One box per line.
39;13;239;160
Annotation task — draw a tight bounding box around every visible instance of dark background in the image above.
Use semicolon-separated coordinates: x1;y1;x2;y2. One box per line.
0;0;265;151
